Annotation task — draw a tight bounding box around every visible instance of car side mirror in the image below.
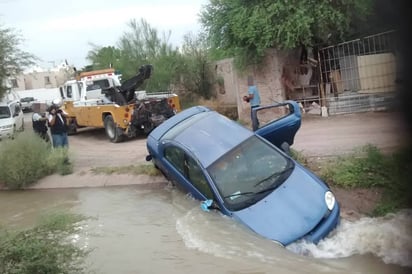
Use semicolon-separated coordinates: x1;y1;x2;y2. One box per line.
145;155;152;161
200;199;214;212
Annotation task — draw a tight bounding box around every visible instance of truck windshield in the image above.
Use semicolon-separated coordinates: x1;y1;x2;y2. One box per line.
0;106;11;119
87;79;110;91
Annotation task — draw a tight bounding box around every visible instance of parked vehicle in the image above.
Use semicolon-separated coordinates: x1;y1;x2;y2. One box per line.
59;65;180;142
145;101;340;246
0;99;24;140
20;96;36;112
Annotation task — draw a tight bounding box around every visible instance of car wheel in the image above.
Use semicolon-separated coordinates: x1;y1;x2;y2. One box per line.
104;115;124;143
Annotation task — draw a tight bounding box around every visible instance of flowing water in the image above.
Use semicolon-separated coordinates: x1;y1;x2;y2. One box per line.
0;184;410;274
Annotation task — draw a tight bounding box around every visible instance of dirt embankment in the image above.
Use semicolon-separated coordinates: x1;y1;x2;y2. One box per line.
14;111;412;220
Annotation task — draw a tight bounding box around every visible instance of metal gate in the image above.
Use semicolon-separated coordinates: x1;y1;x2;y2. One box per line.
318;31;399;114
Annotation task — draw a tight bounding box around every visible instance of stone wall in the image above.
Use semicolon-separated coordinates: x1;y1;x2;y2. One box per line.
214;48;301;124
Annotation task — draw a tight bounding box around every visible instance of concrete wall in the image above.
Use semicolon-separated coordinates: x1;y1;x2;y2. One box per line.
12;69;71;91
214;48;301;123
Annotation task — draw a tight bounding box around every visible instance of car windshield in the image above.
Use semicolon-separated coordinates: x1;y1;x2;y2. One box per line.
0;106;11;119
207;136;294;211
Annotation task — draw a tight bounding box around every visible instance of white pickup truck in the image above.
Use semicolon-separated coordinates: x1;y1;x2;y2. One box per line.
20;97;36;112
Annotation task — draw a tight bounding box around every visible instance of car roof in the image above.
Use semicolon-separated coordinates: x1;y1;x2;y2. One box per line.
161;108;254;167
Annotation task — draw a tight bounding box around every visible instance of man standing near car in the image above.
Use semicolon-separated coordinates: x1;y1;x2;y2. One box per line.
48;104;69;148
243;75;261;128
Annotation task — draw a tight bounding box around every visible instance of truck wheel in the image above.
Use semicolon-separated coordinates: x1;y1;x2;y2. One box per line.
104;115;124;143
67;119;78;135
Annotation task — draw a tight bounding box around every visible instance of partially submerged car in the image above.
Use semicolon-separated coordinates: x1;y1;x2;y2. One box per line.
146;101;339;246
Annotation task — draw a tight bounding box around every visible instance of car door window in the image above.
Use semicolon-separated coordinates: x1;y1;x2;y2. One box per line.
164;146;185;174
185;156;213;199
164;146;213;199
66;85;73;98
253;101;301;148
15;104;21;114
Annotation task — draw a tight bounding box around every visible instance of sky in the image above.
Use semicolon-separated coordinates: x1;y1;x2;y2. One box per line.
0;0;208;69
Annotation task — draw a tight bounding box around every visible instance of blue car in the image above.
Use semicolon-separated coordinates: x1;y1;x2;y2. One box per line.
146;101;339;246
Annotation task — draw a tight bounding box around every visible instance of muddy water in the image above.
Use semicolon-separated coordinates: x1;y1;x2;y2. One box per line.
0;185;410;274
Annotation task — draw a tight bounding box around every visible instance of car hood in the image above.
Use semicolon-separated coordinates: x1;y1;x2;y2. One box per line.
0;117;13;125
231;165;329;245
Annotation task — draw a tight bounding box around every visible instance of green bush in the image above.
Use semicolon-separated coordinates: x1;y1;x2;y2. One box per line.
0;132;73;189
0;212;89;274
320;145;389;188
319;144;412;216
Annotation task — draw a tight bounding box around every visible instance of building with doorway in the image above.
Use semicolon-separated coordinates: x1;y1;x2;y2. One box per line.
214;30;399;122
8;62;75;91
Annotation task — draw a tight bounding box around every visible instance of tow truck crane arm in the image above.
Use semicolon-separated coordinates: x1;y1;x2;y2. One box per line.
119;64;153;103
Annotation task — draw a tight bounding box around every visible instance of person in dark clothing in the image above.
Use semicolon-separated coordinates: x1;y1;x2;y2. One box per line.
48;105;69;148
32;112;50;142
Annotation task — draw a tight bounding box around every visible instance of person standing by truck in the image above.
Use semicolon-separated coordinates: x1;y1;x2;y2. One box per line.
48;104;69;148
32;112;50;142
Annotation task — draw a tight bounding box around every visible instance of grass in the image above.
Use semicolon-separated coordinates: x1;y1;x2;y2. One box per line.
0;212;90;274
91;164;161;176
0;132;73;189
317;144;412;216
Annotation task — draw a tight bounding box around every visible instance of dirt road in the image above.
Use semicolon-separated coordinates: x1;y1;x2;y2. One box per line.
25;110;409;189
294;111;409;158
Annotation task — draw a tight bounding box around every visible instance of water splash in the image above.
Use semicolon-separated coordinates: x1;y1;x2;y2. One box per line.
287;209;412;267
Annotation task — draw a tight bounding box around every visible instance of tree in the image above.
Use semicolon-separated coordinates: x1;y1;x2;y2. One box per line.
0;24;36;99
180;32;214;100
117;19;181;92
86;45;122;70
200;0;373;68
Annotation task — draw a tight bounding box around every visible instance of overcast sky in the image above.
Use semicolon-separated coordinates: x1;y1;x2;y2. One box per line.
0;0;208;69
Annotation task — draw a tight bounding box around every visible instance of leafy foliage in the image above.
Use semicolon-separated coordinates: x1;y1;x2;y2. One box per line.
320;144;412;216
0;24;37;99
0;212;89;274
200;0;373;68
0;132;73;189
86;20;215;101
179;32;215;100
86;45;122;70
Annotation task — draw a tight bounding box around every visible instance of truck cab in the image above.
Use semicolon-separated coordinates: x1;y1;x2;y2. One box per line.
60;68;121;102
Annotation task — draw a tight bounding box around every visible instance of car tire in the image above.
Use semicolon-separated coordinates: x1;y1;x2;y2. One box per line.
67;118;78;135
104;115;124;143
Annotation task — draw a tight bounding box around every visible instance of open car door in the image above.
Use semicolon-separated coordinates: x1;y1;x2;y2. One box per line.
252;100;301;149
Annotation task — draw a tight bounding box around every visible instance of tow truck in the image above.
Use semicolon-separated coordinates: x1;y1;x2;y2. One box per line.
60;65;180;143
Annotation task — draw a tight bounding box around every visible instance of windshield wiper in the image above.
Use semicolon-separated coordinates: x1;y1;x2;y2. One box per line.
254;165;294;187
224;191;255;199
